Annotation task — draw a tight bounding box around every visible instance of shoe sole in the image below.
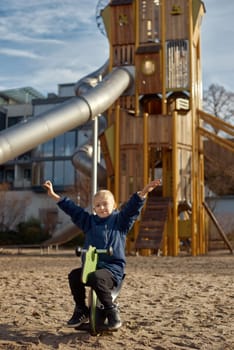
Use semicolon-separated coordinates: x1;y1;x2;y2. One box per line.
99;322;122;332
66;316;89;328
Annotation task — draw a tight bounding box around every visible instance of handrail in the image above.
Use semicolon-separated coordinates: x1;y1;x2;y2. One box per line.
197;109;234;153
198;127;234;153
198;109;234;137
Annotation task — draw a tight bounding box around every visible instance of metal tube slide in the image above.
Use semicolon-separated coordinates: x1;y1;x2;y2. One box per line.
72;145;107;186
42;223;81;246
72;115;107;187
0;67;132;164
75;60;109;95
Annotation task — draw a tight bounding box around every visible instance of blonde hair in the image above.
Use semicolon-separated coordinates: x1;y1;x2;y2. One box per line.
93;190;116;209
93;190;115;202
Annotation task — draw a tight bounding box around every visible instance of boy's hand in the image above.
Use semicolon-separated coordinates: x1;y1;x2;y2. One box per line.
138;179;162;198
43;180;53;193
145;179;162;193
42;180;61;201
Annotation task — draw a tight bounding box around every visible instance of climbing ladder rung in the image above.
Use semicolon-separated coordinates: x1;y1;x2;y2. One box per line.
138;231;163;239
135;239;162;249
136;192;171;251
140;220;166;227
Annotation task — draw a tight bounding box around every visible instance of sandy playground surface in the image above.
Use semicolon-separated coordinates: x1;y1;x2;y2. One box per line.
0;249;233;350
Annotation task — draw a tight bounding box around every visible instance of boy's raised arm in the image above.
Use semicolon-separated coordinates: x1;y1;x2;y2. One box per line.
43;180;61;202
138;179;162;199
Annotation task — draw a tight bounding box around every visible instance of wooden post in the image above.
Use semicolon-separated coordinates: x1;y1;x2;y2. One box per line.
140;112;151;256
161;0;167;115
135;0;139;48
143;113;149;185
135;0;140;115
162;148;168;256
197;36;206;255
188;0;197;256
200;153;206;253
172;110;178;256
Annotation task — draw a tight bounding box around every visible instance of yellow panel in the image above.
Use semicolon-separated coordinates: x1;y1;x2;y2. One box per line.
104;124;115;165
168;219;191;239
178;220;192;238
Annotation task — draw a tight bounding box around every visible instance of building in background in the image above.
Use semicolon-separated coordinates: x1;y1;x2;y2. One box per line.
0;85;94;233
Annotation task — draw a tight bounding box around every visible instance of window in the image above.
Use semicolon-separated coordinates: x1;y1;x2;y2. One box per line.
54;160;75;186
42;139;53;157
24;168;31;180
7;116;23;128
0;169;3;182
55;135;65;156
43;161;53;181
41;131;76;157
65;131;76;156
64;160;75;185
39;160;75;186
33;130;77;186
54;161;64;185
6;169;14;182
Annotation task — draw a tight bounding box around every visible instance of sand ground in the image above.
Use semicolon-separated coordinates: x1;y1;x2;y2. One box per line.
0;249;233;350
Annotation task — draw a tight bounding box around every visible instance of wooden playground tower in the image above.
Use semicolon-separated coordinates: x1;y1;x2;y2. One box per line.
99;0;233;256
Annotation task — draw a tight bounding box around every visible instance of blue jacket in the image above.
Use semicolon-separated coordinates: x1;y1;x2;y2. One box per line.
57;193;145;284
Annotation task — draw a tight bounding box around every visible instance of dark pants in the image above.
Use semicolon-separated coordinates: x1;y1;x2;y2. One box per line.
68;267;116;309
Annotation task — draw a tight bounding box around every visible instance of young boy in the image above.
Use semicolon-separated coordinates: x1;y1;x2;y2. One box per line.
43;179;161;331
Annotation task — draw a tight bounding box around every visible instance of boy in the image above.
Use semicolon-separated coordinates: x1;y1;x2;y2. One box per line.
43;179;161;331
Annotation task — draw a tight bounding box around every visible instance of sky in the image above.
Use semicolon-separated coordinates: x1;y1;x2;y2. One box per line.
0;0;233;97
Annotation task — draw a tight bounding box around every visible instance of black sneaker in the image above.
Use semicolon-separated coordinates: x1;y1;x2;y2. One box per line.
67;306;89;328
104;305;122;331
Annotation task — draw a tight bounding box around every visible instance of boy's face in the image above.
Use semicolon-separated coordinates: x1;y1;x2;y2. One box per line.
93;194;116;218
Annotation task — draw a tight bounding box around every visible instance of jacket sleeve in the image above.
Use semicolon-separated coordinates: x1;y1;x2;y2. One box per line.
57;197;91;232
118;193;146;232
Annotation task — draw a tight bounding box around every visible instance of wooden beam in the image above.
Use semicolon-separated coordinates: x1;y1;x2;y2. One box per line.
203;202;233;254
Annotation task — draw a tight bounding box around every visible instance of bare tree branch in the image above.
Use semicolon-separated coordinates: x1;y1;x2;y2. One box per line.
203;84;234;134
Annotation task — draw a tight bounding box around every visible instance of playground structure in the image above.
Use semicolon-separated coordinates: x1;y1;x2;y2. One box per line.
0;0;233;255
96;0;233;256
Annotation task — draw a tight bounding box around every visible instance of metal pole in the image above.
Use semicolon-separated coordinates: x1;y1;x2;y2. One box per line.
91;75;102;199
92;115;98;197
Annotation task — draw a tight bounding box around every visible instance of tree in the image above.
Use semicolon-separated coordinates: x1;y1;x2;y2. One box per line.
202;84;234;196
0;183;31;232
203;84;234;134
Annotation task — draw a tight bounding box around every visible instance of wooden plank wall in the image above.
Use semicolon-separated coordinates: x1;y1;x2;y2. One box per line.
119;147;144;201
110;4;135;45
165;0;189;40
135;51;162;94
119;113;192;147
148;115;172;146
178;148;192;201
176;111;192;146
120;113;172;146
120;113;143;145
